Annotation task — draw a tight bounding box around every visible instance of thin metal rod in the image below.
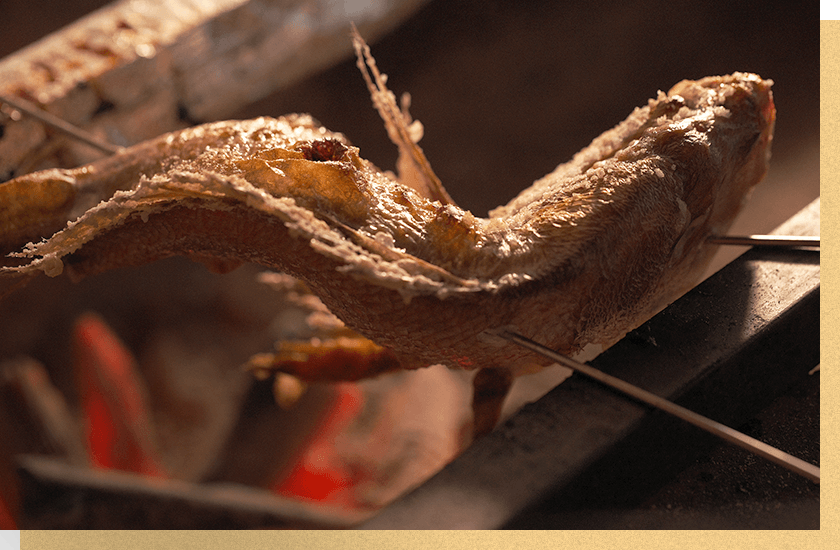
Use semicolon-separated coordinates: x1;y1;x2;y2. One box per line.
709;234;819;248
1;95;124;155
498;330;820;484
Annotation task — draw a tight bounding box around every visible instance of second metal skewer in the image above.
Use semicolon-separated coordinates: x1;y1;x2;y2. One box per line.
1;95;124;156
708;234;819;248
497;329;820;484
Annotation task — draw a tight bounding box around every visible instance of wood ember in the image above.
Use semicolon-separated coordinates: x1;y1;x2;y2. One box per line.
0;357;87;465
0;0;429;176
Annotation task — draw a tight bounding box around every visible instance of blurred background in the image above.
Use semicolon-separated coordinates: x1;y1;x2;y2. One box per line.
1;0;819;219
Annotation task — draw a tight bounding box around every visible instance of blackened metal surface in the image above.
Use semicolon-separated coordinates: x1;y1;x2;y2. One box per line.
528;371;818;529
360;201;819;530
17;455;368;529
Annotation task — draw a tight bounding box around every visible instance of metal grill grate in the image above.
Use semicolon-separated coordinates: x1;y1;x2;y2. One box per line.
361;200;820;529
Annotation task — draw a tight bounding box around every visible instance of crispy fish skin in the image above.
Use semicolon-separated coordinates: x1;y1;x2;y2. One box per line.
0;72;774;379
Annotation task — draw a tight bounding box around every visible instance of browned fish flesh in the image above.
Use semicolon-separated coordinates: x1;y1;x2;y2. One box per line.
0;35;775;428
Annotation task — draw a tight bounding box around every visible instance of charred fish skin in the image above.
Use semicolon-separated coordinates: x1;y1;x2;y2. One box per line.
0;69;774;378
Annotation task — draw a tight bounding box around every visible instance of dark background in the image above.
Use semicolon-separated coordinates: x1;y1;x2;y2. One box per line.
1;0;819;223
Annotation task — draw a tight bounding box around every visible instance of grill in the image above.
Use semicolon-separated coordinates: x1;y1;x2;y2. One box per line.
0;0;819;530
362;201;820;529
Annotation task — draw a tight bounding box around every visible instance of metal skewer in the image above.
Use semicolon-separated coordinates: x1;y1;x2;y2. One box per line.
1;95;124;155
709;234;819;248
498;329;820;484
